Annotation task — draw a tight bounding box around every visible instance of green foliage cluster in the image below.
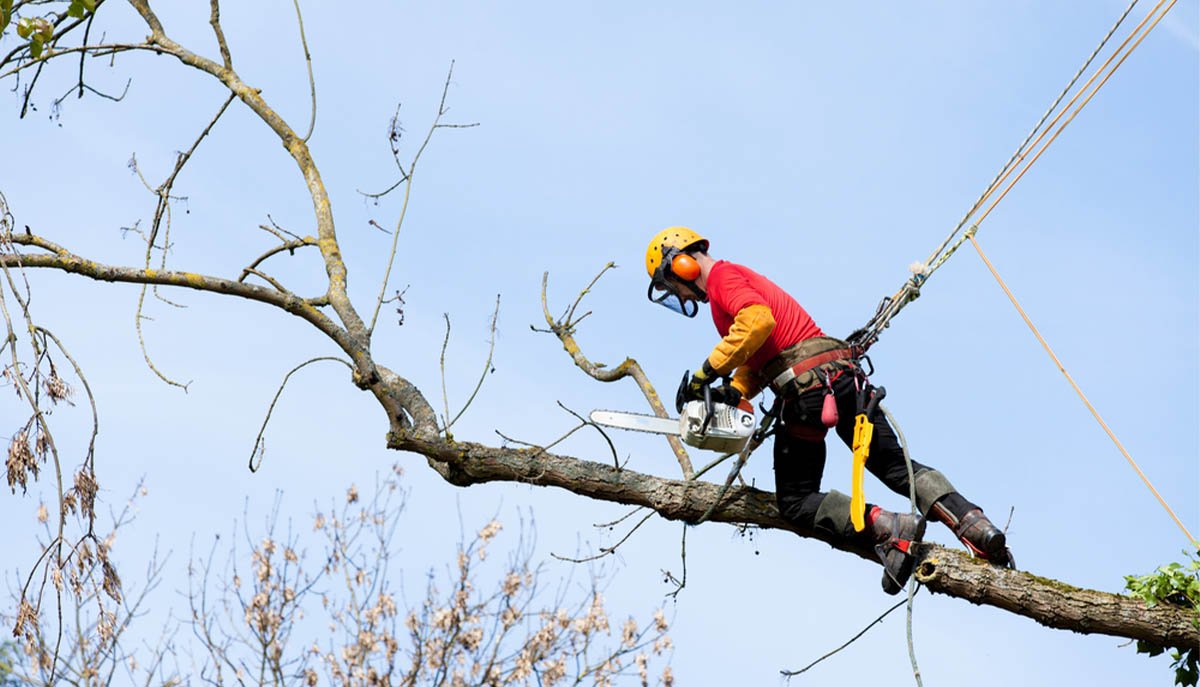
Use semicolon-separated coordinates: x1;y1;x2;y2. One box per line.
1125;550;1200;687
2;0;95;59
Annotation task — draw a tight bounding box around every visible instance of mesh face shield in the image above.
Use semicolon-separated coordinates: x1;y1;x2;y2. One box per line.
647;279;700;317
646;247;704;318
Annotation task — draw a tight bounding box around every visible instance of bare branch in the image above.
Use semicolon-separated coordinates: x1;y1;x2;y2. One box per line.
290;0;316;142
237;237;317;283
551;510;655;564
239;268;289;294
781;596;911;677
124;0;372;354
0;234;357;356
554;400;619;469
662;524;688;599
445;295;500;432
208;0;232;70
248;356;353;472
439;313;452;432
539;267;694;478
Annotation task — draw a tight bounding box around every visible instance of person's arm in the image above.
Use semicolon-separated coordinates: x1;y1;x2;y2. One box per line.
688;304;775;398
707;303;775;374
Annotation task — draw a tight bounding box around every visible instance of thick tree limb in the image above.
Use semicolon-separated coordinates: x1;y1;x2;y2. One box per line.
9;229;1190;654
3;1;1192;666
388;431;1200;652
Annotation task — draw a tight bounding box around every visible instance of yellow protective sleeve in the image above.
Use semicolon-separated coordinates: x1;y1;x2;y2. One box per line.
731;365;763;400
706;304;776;376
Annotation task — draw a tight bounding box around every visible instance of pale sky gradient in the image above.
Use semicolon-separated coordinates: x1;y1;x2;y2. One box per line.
1;2;1197;685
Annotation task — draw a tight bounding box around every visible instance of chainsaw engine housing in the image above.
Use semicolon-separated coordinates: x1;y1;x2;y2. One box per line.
679;400;755;452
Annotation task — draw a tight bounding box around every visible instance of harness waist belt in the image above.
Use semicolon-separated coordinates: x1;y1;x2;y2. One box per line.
769;348;856;393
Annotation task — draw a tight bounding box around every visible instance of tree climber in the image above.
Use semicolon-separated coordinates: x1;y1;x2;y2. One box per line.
645;226;1013;593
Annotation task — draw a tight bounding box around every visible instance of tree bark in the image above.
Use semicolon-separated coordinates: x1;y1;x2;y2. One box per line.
390;431;1199;652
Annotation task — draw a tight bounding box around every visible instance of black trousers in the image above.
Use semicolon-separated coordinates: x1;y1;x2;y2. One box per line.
772;371;970;535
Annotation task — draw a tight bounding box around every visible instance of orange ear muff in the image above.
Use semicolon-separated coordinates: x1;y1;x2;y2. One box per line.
671;253;701;281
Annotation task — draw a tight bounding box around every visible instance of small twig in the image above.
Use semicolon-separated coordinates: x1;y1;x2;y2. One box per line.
19;61;46;119
494;421;584;456
439;313;452;433
35;326;99;475
248;356;353;472
594;507;646;529
493;430;540;449
241;268;288;293
257;216;302;243
554;401;619;468
692;412;775;525
563;263;615;327
664;524;688;599
367;61;477;337
445;295;500;432
550;510;655;564
238;238;317;283
134;93;236;390
76;13;95;98
290;0;317;142
781;596;913;678
692;451;736;480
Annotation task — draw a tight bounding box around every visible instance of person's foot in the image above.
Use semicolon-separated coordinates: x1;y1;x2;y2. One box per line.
955;509;1010;564
870;509;924;595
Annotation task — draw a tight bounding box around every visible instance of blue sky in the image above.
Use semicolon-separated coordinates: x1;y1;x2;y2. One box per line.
1;2;1197;685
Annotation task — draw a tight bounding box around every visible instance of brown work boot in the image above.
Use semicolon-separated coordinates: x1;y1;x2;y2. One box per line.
869;508;925;595
954;509;1011;564
931;502;1013;566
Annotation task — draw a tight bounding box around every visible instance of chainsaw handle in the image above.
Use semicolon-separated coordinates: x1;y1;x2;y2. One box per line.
700;383;714;435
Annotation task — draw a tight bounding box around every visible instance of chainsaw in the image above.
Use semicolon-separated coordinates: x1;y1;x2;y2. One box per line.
589;373;756;453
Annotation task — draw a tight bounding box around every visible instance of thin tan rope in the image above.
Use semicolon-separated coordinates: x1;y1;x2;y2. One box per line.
968;234;1196;548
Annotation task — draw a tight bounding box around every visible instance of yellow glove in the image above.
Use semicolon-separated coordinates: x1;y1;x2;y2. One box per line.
686;360;718;401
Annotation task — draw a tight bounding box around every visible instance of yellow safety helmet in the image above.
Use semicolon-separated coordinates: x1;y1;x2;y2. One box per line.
645;227;710;317
645;226;709;278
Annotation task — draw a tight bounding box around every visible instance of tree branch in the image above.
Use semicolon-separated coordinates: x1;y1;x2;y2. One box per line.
539;268;694;478
0;235;355;357
389;431;1199;652
126;0;370;354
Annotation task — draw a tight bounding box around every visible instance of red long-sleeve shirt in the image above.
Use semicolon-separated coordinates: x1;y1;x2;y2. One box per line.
707;260;824;373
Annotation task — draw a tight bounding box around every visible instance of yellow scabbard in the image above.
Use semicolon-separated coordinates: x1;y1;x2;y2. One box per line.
850;413;873;532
